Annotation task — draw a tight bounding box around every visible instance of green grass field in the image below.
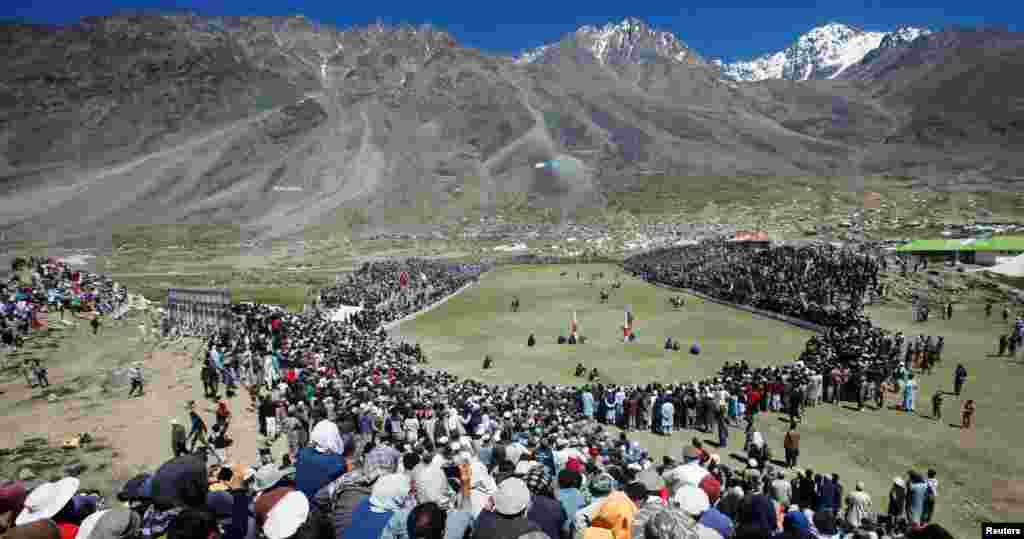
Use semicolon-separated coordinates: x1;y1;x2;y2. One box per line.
394;264;813;385
395;263;1024;538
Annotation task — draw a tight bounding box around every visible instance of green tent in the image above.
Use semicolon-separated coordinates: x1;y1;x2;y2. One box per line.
896;236;1024;252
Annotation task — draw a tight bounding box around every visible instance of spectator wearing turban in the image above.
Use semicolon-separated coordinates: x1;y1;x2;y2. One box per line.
347;474;412;539
295;421;348;500
472;478;546;539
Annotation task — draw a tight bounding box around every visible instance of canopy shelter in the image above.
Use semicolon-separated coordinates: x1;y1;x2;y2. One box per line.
897;236;1024;266
978;253;1024;277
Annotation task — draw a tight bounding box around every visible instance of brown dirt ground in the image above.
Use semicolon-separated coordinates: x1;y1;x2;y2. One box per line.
0;335;279;486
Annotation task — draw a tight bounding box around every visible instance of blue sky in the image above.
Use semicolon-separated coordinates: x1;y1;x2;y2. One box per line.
3;0;1020;62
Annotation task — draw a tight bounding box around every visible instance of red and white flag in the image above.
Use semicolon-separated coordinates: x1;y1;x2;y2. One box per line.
623;307;635;340
399;271;409;289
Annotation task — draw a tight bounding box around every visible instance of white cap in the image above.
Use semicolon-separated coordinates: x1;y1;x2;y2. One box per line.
672;485;710;516
494;478;530;516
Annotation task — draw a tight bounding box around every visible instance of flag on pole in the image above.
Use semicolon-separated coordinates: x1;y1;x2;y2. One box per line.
399;271;409;289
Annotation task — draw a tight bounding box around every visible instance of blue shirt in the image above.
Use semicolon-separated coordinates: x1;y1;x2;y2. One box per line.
294;447;347;499
345;498;394;539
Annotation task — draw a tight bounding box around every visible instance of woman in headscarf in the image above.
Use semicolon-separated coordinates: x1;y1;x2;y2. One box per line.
296;420;348;500
603;393;616;426
349;474;414;539
659;399;674;437
589;492;637;539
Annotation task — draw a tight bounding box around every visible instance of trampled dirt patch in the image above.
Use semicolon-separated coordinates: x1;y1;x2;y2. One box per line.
0;344;267;489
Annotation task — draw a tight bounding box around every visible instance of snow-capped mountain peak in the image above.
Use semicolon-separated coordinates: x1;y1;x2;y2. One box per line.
716;22;931;82
515;17;703;66
879;26;932;48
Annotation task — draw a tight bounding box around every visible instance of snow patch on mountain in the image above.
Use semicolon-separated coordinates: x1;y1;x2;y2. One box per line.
717;22;931;82
715;51;786;81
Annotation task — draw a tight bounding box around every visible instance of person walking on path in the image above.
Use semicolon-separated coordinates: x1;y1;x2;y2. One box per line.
953;364;967;396
128;363;144;397
187;407;208;452
999;335;1008;356
931;391;944;422
21;359;35;388
32;359;49;388
171;419;188;457
962;400;976;429
90;315;101;336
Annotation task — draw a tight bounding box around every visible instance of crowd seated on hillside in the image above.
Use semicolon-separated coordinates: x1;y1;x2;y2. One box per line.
2;256;127;349
1;255;957;539
317;260;489;330
624;241;881;329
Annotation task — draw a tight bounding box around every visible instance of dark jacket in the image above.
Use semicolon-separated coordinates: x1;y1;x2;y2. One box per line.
526;495;566;539
888;484;906;518
817;479;838;511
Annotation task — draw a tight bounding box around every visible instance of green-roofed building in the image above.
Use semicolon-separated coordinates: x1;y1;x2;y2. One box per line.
897;236;1024;265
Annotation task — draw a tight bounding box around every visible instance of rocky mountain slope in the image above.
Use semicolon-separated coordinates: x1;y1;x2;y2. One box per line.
515;17;704;66
838;27;1024;168
717;23;930;81
0;15;1021;245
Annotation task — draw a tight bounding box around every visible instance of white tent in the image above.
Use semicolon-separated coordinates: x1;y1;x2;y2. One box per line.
329;305;364;322
493;243;528;252
980;253;1024;277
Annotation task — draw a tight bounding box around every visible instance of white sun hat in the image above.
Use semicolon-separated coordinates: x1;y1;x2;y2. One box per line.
16;477;81;526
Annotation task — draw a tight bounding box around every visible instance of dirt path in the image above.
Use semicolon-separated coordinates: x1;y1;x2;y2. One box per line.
0;338;274;486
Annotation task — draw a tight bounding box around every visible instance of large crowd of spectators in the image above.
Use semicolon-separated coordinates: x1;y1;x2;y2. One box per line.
317;260;489;331
0;254;957;539
2;256;128;380
623;242;881;328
